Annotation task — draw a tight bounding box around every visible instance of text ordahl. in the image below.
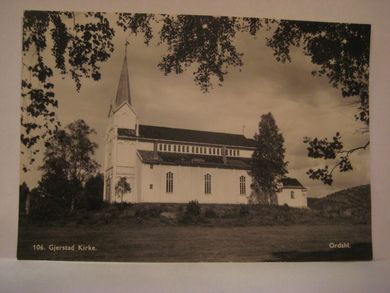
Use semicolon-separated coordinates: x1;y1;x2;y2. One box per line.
328;242;351;249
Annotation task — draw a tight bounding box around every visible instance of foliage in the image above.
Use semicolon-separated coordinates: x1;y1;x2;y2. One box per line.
39;119;99;212
21;11;115;171
115;177;131;203
28;187;68;222
19;182;30;215
186;200;201;217
265;20;370;184
204;208;218;218
239;205;250;217
81;173;104;210
250;113;288;204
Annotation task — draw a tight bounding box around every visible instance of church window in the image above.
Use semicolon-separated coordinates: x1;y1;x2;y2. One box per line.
173;145;176;152
229;149;232;156
205;173;211;194
240;176;246;195
209;148;211;154
164;144;167;151
204;147;207;153
233;150;236;156
237;150;240;156
217;148;220;155
187;146;189;152
196;146;199;153
168;144;171;151
192;146;194;153
291;191;295;199
159;144;162;151
178;145;181;152
213;148;216;155
166;172;173;193
200;147;203;154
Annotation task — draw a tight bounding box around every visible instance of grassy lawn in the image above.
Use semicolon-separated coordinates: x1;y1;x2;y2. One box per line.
17;222;372;262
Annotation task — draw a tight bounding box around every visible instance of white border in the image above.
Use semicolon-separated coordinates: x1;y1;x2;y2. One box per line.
1;1;390;292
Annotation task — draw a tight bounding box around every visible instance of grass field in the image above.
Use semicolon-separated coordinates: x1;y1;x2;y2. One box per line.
17;221;372;262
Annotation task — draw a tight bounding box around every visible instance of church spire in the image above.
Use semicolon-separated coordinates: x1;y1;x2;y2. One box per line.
114;47;131;108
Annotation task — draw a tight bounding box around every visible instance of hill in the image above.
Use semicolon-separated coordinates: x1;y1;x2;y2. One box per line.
308;185;371;224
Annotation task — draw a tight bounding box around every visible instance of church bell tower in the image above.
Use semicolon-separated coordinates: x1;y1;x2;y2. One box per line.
103;53;138;203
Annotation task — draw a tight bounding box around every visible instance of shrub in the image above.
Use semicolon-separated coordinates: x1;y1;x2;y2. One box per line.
204;208;217;218
186;200;201;217
239;205;250;217
29;189;67;222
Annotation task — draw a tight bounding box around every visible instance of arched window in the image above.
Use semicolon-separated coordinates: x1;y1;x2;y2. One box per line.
159;144;162;151
240;176;246;195
187;146;189;152
205;173;211;194
290;191;295;199
166;172;173;193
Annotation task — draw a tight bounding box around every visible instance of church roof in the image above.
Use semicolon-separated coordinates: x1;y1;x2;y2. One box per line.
137;125;256;148
114;55;131;110
137;150;252;170
281;177;305;188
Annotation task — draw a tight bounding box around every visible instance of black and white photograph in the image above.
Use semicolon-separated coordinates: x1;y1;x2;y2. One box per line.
17;10;372;262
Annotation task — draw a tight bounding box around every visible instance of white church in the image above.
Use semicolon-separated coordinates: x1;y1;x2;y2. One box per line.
103;56;308;208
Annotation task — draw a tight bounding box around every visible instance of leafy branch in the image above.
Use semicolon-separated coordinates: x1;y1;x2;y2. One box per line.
304;133;369;185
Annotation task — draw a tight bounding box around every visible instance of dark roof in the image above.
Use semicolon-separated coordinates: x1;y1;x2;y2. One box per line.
281;177;305;188
138;150;252;170
138;125;255;148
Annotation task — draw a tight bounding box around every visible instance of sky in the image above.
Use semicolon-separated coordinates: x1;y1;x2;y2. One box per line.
20;12;370;197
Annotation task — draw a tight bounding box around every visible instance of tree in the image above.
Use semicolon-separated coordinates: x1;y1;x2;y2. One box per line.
250;113;288;204
19;182;30;215
22;12;370;184
265;20;370;185
115;177;131;204
40;119;99;212
21;11;114;172
82;173;104;210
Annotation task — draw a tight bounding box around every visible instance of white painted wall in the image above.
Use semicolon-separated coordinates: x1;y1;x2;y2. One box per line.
113;103;137;130
277;188;308;208
138;163;250;204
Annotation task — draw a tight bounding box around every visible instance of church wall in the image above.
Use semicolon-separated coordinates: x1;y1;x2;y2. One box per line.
113;104;137;130
239;149;254;158
137;163;250;204
112;139;138;203
277;188;308;208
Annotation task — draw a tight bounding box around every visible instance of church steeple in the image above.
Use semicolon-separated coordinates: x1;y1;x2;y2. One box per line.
115;54;132;108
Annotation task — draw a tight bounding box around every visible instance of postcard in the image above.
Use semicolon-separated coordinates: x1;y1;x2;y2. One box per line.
18;11;371;261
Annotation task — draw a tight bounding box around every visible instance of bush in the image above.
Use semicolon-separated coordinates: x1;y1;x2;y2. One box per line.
204;208;217;218
239;205;250;217
29;189;67;222
186;200;201;217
